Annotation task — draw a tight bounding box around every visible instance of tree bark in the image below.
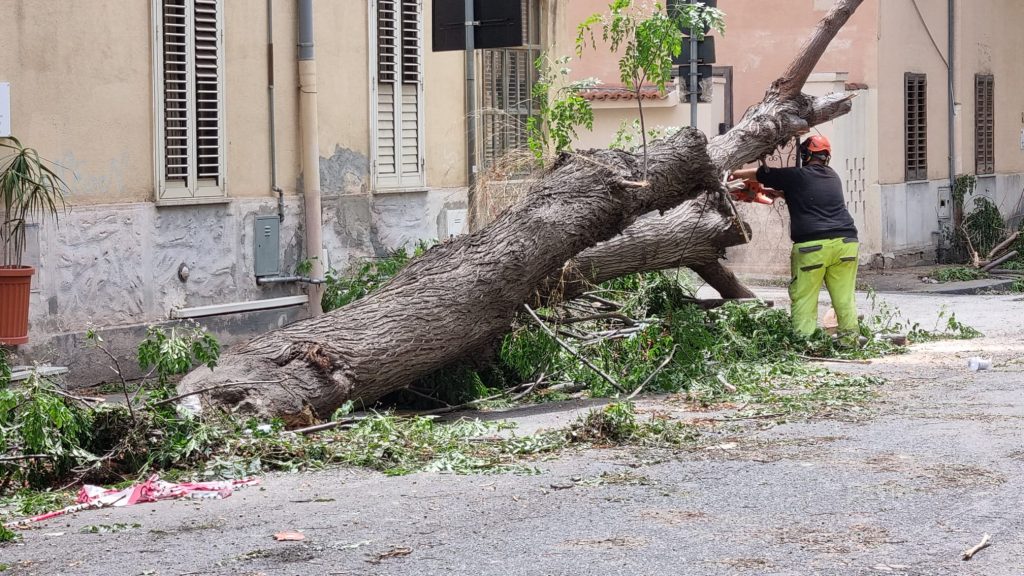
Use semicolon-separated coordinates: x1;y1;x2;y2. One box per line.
536;193;750;303
178;0;865;425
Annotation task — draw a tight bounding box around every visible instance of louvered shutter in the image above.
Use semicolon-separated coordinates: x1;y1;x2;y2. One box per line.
193;0;222;187
904;73;927;182
374;0;424;189
162;0;189;184
975;75;994;175
156;0;225;201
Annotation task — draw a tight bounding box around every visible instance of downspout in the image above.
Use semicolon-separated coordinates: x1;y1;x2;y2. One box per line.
298;0;325;316
268;0;284;221
465;0;477;189
941;0;956;264
947;0;956;196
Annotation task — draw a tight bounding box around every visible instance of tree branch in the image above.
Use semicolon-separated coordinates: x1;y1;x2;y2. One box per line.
775;0;865;99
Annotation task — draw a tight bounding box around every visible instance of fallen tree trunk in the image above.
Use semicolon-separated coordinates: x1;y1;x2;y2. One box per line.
537;193;753;302
178;0;864;425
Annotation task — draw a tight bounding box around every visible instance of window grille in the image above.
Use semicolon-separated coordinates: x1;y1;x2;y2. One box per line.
481;0;541;170
904;73;927;182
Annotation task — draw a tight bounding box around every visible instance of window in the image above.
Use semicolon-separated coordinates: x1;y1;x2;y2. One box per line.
153;0;225;202
904;73;927;182
372;0;424;190
481;0;541;169
975;74;994;175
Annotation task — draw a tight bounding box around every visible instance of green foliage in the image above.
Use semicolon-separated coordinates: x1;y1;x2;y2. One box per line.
575;0;724;175
906;309;982;342
567;401;697;445
322;242;431;312
932;266;987;283
729;369;882;419
0;137;71;267
0;489;72;517
0;524;16;543
526;55;597;159
1001;258;1024;271
206;413;565;478
951;173;976;208
133;323;220;389
0;373;95;488
576;1;723;94
963;197;1006;258
610;119;680;152
862;291;981;342
1010;278;1024;293
0;349;9;387
501;324;559;381
401;364;495;408
295;257;314;276
569;402;638;443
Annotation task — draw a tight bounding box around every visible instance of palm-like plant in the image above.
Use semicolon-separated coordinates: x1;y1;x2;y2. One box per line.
0;137;69;267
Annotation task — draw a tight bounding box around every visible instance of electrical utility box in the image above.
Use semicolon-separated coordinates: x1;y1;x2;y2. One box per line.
254;215;280;277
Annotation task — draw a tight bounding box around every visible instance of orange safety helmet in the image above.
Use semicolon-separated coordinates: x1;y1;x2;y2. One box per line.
800;135;832;164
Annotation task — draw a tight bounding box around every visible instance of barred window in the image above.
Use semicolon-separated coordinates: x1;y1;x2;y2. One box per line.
155;0;225;202
975;74;994;175
480;0;541;169
904;73;927;182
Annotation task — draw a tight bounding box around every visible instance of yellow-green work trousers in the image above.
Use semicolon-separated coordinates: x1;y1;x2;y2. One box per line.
789;237;860;340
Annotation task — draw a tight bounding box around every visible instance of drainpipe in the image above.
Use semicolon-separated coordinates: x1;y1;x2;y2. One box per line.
465;0;477;189
268;0;284;221
947;0;956;196
298;0;325;316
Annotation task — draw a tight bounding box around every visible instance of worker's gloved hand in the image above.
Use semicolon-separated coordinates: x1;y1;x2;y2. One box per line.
724;176;748;193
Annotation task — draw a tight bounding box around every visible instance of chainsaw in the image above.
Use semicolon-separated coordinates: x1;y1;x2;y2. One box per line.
725;176;781;205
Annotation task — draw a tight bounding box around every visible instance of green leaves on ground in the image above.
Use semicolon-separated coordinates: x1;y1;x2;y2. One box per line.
568;401;696;446
931;266;987;283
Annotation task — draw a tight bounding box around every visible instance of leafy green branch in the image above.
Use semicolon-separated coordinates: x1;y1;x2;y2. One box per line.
526;55;597;160
575;0;724;178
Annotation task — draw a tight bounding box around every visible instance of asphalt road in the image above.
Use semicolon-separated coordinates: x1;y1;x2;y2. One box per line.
3;289;1023;575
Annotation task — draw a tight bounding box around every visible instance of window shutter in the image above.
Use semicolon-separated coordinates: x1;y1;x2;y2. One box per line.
400;83;420;175
376;82;397;178
193;0;221;184
975;74;994;175
156;0;224;202
400;0;420;84
377;1;397;83
905;73;927;182
162;0;189;183
374;0;423;189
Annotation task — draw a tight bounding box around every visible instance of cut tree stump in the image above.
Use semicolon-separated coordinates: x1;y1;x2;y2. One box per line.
177;0;864;426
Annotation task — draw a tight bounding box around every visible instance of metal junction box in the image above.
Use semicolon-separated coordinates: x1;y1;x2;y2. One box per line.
254;215;280;277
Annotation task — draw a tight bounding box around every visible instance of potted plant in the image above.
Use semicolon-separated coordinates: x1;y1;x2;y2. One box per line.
1;136;69;345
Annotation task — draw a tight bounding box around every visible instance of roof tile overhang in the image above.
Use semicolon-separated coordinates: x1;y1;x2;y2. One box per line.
579;85;670;102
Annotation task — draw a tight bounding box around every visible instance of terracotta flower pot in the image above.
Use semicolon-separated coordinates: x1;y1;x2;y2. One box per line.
0;265;35;345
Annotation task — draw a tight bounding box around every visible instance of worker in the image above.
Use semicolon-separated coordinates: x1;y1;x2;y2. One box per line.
732;135;861;346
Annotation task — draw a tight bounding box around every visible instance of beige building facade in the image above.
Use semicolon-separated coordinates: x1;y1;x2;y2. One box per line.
1;0;484;380
716;0;1024;273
